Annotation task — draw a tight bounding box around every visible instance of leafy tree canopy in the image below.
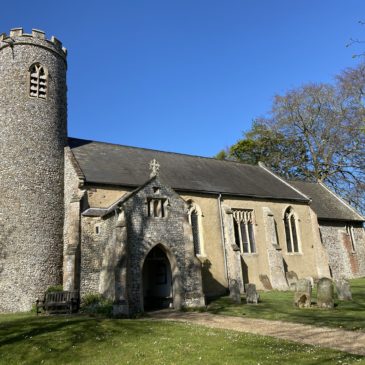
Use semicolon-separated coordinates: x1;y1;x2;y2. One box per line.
221;63;365;213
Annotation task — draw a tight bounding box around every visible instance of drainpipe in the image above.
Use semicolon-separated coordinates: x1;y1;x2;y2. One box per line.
218;193;229;283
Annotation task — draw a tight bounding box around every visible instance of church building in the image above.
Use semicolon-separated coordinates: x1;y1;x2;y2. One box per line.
0;28;364;314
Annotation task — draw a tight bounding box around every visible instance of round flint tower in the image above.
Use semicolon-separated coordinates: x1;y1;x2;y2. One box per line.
0;28;67;311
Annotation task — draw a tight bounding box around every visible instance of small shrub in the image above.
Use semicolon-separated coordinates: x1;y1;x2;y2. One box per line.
81;293;113;316
82;293;104;307
46;285;63;293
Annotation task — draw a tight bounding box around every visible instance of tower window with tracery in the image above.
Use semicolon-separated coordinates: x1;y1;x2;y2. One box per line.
29;63;48;99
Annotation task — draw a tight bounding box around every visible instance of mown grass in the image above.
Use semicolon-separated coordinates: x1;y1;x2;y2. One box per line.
0;313;364;365
206;278;365;331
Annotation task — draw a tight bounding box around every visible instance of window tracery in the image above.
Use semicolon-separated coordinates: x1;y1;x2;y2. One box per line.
147;198;168;218
232;209;256;254
284;207;300;253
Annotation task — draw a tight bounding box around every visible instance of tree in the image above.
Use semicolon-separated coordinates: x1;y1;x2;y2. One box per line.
229;121;308;178
224;63;365;213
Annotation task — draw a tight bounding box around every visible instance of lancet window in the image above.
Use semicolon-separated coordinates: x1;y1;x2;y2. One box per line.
188;201;204;256
284;207;300;253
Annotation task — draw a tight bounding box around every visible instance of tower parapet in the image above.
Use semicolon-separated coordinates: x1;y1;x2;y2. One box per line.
0;28;67;59
0;28;67;312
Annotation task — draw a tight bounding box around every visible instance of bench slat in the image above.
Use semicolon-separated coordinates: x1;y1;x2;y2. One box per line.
37;291;80;315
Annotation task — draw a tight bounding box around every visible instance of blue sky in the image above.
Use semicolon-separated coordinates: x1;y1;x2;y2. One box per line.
3;0;365;156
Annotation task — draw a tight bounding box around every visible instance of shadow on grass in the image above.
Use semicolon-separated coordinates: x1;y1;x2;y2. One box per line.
0;313;363;365
0;315;153;364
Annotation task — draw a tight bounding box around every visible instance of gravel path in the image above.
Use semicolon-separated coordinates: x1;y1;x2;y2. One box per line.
148;310;365;356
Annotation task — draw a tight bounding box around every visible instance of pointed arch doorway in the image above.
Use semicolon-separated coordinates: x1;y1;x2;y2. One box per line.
142;245;173;310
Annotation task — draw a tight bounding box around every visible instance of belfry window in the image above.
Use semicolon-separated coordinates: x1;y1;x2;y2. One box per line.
29;63;48;99
284;207;300;253
188;201;204;256
233;209;256;254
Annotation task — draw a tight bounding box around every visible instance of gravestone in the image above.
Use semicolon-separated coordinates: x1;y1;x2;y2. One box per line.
334;278;352;301
245;283;259;304
259;274;273;290
229;279;241;303
317;278;334;309
286;271;298;291
294;278;311;308
305;276;314;288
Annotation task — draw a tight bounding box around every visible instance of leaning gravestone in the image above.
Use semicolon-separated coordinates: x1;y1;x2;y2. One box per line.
334;278;352;301
259;274;273;290
294;278;311;308
317;277;334;309
286;271;299;291
245;283;259;304
229;279;241;303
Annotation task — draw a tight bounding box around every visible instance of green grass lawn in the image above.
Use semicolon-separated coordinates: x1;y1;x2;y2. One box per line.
0;313;364;365
206;278;365;331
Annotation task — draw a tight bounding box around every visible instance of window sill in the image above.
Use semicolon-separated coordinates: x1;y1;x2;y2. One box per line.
285;252;302;256
196;254;208;263
240;252;258;257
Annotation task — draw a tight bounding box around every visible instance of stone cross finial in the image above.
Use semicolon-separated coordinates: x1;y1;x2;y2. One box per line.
149;159;160;177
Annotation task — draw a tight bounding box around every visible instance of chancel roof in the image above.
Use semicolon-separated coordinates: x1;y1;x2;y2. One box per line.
289;180;364;222
68;137;308;202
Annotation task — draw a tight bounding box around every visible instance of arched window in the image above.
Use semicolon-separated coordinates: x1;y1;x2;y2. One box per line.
188;201;204;256
284;207;300;253
232;209;256;254
29;63;48;99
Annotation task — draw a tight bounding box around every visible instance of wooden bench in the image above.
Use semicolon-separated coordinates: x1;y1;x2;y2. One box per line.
36;291;79;315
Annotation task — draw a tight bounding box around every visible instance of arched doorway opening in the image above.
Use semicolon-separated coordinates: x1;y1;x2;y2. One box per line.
142;245;173;310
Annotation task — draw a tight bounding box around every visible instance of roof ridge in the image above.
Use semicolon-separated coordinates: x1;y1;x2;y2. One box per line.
67;136;261;169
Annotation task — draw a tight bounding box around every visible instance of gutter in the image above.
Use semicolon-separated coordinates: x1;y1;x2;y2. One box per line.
83;181;309;203
217;193;228;283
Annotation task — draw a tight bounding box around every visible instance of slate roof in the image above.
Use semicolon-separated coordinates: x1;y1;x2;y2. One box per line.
289;180;364;222
68;137;308;202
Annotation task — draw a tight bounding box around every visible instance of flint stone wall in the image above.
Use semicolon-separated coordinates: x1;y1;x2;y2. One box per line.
0;30;67;312
319;221;365;279
79;177;205;314
80;215;115;296
124;177;205;313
